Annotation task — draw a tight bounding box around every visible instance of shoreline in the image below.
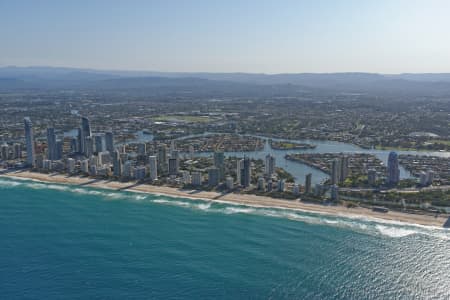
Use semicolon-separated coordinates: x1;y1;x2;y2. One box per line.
1;170;449;228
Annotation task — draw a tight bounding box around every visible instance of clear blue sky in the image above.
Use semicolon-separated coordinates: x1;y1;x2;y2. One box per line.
1;0;449;73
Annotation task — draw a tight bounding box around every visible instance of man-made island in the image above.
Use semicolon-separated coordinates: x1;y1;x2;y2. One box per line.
269;140;316;150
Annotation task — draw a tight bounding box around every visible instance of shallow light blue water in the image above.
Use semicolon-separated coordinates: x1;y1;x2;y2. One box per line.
1;177;449;299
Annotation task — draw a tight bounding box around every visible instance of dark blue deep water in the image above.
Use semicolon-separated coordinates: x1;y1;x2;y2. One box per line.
0;177;449;299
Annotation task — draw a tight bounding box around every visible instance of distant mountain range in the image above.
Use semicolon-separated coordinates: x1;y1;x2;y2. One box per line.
1;66;450;96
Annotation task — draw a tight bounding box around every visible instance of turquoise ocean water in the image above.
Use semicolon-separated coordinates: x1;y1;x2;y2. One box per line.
0;177;449;299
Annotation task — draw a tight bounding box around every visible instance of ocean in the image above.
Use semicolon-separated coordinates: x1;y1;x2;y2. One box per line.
0;177;449;299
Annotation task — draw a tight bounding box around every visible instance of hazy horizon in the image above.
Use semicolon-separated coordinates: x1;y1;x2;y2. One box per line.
1;0;450;73
3;64;450;76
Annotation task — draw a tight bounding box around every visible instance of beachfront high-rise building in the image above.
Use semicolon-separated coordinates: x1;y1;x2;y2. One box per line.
208;167;220;186
46;127;57;161
24;117;36;167
242;157;251;188
80;117;92;156
56;140;63;160
134;166;147;180
112;149;122;177
157;145;167;174
148;155;158;180
387;151;400;185
236;159;244;185
105;131;114;153
80;159;89;174
305;173;312;194
213;151;225;181
226;176;234;190
191;172;202;186
1;144;9;160
265;154;276;177
277;179;285;192
339;156;348;183
331;184;339;201
168;158;179;176
181;170;191;185
331;158;339;185
13;143;22;159
257;177;265;191
123;160;133;178
67;158;76;174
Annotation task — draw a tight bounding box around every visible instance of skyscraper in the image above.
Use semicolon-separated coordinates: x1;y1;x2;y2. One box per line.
148;155;158;180
24;117;35;167
242;157;251;187
46;127;57;160
105;131;114;153
94;134;103;153
265;154;276;177
236;159;244;185
339;156;348;183
85;136;94;158
387;151;400;185
76;128;82;153
112;149;122;177
56;140;63;160
168;158;179;176
305;173;312;194
331;158;339;185
157;145;167;174
1;144;9;160
80;116;92;156
208;167;220;186
213;151;225;181
191;172;202;186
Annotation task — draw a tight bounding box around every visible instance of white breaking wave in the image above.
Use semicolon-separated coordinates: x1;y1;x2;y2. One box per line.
147;196;450;240
223;207;256;214
2;177;449;240
375;225;417;238
0;179;22;187
133;195;147;201
196;202;212;210
151;199;191;207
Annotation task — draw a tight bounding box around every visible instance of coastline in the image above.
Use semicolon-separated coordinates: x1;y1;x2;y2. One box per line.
1;170;449;228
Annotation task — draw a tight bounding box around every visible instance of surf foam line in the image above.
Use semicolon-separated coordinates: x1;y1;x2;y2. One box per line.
0;177;147;201
1;176;449;239
145;196;450;240
148;191;450;236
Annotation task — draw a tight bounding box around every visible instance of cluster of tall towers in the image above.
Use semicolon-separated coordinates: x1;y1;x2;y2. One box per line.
330;156;349;185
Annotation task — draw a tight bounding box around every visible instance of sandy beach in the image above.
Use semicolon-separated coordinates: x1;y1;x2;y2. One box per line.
2;170;449;228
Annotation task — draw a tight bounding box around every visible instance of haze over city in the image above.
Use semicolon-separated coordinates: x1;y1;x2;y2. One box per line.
1;0;450;73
